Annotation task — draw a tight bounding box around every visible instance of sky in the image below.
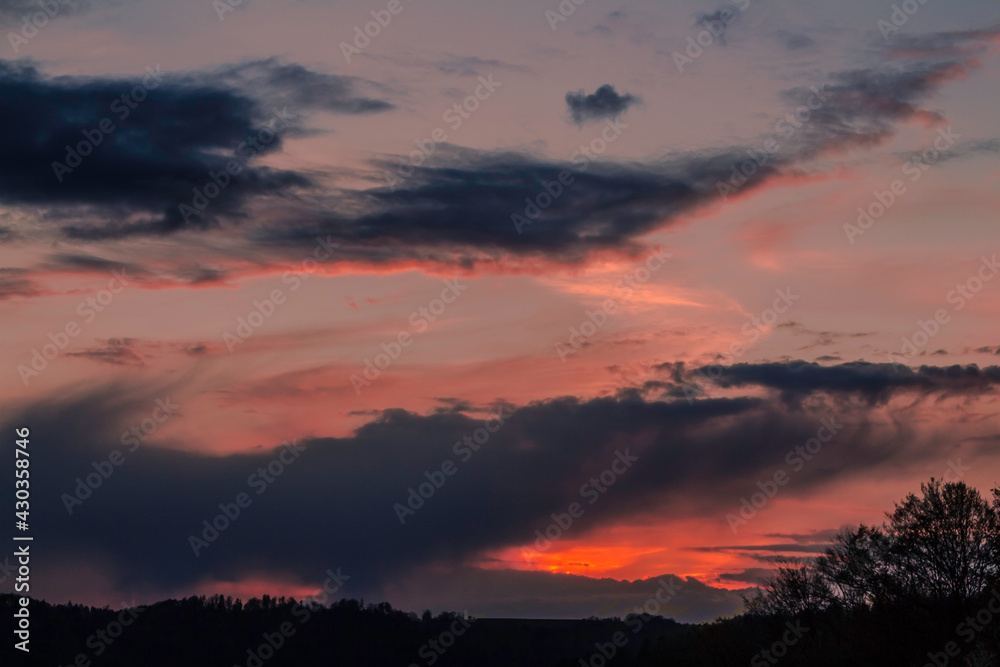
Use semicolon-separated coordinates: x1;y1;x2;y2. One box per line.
0;0;999;623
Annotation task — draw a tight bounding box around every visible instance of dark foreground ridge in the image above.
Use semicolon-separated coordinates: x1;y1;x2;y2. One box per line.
1;595;687;667
2;589;1000;667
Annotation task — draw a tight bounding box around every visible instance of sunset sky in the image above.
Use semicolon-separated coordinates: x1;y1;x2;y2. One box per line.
1;0;999;623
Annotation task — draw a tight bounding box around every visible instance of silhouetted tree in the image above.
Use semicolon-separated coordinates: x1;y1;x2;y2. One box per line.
744;558;827;615
886;478;999;603
749;479;1000;617
814;523;898;608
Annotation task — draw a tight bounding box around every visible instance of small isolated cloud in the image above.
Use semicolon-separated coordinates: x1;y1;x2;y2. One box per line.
0;0;88;23
431;54;529;77
584;9;627;36
716;568;776;586
885;25;1000;59
65;337;222;365
66;338;147;366
695;8;741;45
776;30;816;50
0;268;39;300
565;84;640;125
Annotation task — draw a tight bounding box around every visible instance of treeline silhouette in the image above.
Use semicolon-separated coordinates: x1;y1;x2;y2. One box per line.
2;478;998;666
1;594;686;666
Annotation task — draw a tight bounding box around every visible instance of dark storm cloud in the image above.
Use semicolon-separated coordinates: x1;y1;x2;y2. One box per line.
696;361;1000;404
565;84;640;124
4;29;997;269
258;143;785;266
2;366;975;615
0;58;390;238
248;30;997;267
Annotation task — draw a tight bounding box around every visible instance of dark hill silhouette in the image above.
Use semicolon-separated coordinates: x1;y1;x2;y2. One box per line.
0;595;685;667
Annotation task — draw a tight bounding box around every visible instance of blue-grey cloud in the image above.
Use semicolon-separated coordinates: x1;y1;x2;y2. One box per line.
0;58;390;238
565;84;640;125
